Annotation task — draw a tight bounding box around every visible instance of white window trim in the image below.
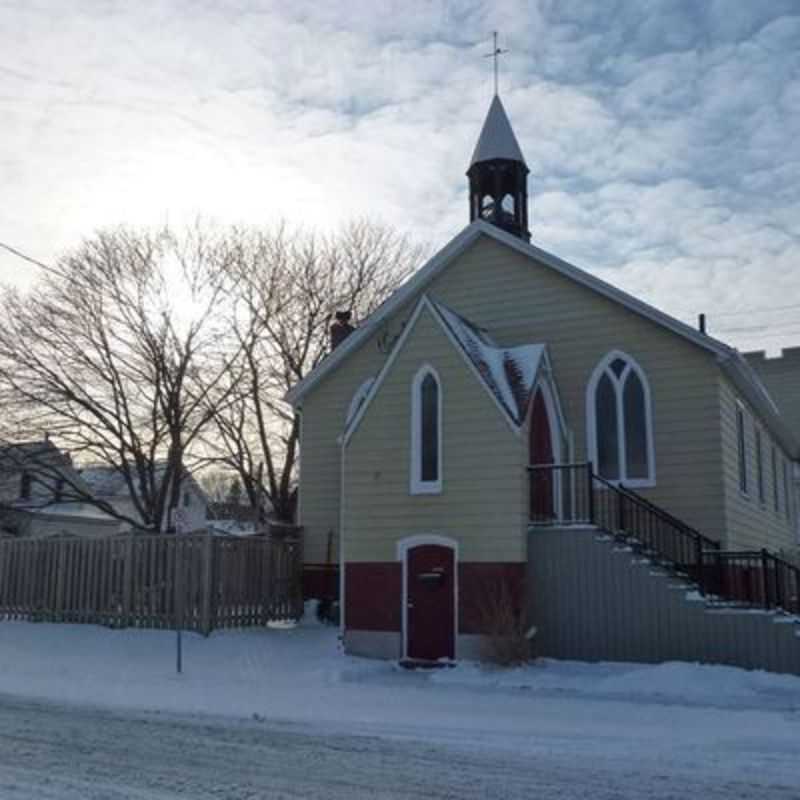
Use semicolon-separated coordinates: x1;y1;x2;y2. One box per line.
345;377;376;431
771;442;779;512
396;535;458;662
755;426;765;506
792;463;800;541
410;364;443;495
782;457;792;522
736;401;749;498
527;379;566;519
586;350;656;488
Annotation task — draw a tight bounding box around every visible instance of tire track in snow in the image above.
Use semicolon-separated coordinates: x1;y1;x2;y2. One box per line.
0;696;795;799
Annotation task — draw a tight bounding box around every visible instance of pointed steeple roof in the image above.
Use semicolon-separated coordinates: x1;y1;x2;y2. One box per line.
469;94;527;168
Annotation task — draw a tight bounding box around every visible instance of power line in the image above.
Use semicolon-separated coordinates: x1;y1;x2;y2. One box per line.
0;241;61;277
714;322;800;334
723;328;800;341
678;302;800;320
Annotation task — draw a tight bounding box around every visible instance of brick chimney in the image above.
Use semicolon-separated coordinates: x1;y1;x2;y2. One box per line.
330;311;355;350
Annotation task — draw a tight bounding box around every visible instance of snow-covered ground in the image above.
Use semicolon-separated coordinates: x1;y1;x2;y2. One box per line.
0;609;799;797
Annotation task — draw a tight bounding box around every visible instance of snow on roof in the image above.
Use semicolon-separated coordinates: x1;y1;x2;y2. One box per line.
35;502;118;521
469;94;527;168
286;220;799;459
80;463;207;503
206;519;258;537
80;466;128;497
431;300;544;425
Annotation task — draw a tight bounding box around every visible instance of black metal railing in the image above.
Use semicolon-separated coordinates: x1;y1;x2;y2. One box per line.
528;462;593;525
527;462;800;615
591;472;720;573
700;550;800;614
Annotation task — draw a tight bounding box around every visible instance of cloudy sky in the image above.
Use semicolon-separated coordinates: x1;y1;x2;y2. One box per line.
1;1;798;353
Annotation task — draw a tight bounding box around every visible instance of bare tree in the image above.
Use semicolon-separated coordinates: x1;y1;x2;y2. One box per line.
205;220;425;522
0;225;244;531
197;468;236;505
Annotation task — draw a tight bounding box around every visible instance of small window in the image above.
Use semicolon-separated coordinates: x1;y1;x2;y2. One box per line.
772;445;779;512
736;406;747;495
19;472;32;501
410;365;442;494
755;428;765;504
55;478;65;503
183;491;191;508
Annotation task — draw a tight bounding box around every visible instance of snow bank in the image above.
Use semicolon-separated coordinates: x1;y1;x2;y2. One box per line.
431;658;800;710
0;614;798;735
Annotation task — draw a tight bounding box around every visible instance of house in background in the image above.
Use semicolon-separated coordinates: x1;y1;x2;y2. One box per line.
0;440;119;538
206;501;259;536
80;463;209;533
287;93;800;670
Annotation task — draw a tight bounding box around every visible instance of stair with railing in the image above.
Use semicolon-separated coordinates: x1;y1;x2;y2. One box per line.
528;462;800;617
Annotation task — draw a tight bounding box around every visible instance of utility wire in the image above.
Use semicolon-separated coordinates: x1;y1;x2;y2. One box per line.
713;322;800;334
710;302;800;318
0;241;61;277
676;302;800;321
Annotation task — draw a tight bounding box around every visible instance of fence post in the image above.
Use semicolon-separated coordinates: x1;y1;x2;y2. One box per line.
122;536;134;626
586;462;595;525
617;489;626;533
55;539;67;622
200;532;213;636
761;548;771;611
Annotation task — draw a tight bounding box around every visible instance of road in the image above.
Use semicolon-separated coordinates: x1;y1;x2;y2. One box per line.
0;695;797;799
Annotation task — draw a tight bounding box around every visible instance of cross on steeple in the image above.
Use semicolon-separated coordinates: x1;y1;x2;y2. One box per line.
483;31;509;96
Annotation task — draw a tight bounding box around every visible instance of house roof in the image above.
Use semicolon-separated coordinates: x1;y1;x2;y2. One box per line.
431;300;545;425
343;295;551;442
469;95;527;168
0;439;68;469
80;463;208;503
287;220;798;458
80;465;129;497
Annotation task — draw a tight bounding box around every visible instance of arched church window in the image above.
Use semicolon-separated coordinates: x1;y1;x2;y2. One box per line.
501;193;515;215
345;377;375;429
410;365;442;494
480;195;495;220
587;352;655;486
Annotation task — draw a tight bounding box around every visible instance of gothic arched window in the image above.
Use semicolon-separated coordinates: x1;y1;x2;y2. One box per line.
587;352;655;486
410;365;442;494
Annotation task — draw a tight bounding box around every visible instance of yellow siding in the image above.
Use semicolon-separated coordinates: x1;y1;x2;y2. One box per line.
297;232;793;562
719;377;796;550
427;236;726;542
299;306;413;563
344;306;524;563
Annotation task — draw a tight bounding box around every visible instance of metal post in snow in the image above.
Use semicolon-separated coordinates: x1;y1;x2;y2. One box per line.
173;507;187;674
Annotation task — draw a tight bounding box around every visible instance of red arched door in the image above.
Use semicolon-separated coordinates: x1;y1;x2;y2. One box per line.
529;389;555;521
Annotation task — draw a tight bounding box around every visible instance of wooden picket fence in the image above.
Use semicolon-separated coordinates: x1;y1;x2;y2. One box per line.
0;532;303;634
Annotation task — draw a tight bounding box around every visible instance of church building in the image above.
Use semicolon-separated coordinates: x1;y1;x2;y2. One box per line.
286;93;800;671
